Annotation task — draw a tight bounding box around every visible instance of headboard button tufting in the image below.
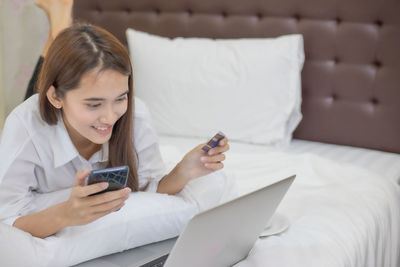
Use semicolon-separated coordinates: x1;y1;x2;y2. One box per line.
72;0;400;154
373;60;382;68
333;57;340;64
293;14;301;21
371;98;379;105
375;20;383;27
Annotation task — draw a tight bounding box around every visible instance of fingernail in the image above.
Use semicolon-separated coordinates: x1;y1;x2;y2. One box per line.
102;182;109;189
201;157;207;162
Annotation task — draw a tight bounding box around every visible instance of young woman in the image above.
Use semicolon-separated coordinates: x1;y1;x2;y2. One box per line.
0;0;229;238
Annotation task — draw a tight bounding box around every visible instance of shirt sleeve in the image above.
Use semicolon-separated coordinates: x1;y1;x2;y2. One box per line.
133;98;167;193
0;113;41;225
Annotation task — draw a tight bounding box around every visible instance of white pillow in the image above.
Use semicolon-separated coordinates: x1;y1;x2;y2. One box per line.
0;170;237;266
126;29;304;146
0;192;196;266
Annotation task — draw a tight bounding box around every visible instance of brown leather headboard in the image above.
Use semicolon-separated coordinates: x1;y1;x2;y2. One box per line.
74;0;400;153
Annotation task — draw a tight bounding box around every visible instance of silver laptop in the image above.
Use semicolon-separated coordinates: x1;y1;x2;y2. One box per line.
137;175;295;267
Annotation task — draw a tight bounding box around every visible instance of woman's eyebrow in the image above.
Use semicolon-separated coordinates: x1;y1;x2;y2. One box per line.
118;90;129;97
83;90;129;101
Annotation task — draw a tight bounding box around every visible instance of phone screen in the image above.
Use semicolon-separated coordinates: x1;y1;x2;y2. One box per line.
87;165;129;195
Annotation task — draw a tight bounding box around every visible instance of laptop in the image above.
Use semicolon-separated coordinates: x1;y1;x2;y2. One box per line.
137;175;295;267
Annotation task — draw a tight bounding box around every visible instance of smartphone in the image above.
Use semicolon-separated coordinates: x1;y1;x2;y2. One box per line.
87;165;129;195
202;131;226;152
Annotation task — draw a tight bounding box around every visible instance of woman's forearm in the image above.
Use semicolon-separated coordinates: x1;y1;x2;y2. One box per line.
157;162;190;195
13;202;69;239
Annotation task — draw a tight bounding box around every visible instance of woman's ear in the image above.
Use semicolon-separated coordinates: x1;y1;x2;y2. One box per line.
46;86;63;109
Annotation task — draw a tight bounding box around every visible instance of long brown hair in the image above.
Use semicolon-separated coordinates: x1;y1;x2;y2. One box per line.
38;24;139;191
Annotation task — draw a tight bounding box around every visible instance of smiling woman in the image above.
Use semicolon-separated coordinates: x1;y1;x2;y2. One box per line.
38;24;138;189
47;68;129;158
0;22;230;239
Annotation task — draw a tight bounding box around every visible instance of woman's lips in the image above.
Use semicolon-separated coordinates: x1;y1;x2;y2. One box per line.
92;125;112;135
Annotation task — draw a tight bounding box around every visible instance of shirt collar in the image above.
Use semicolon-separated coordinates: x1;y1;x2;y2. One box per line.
88;142;109;164
51;113;109;168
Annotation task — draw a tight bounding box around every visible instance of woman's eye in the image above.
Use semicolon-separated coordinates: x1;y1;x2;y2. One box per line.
116;97;127;102
87;103;101;108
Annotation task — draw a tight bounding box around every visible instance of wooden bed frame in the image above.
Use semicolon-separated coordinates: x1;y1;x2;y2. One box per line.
74;0;400;153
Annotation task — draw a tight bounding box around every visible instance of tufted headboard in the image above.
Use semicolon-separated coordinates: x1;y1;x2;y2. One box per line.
74;0;400;154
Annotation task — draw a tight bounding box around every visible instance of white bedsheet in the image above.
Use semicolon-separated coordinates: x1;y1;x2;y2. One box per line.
158;136;400;267
1;136;399;267
230;153;399;267
159;136;400;183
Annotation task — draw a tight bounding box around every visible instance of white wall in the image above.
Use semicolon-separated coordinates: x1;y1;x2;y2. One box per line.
0;0;48;129
0;0;5;129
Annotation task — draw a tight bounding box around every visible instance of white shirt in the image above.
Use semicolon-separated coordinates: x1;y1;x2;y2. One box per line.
0;94;166;225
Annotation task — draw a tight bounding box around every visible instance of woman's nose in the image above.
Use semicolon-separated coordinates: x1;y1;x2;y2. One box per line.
99;106;117;124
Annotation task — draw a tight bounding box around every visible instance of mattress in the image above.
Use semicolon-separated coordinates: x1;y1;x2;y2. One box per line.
3;135;397;267
73;136;400;267
157;136;400;267
159;136;400;183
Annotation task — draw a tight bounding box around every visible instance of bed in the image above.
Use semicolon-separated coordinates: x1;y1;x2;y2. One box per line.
1;0;400;266
70;0;400;266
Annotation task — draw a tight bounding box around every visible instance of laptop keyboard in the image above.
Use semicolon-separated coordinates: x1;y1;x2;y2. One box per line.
139;254;169;267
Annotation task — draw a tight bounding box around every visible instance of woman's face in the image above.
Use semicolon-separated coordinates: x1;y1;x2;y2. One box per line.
60;68;129;146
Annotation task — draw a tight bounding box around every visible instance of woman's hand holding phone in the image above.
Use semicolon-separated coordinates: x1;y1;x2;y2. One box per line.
60;169;131;226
